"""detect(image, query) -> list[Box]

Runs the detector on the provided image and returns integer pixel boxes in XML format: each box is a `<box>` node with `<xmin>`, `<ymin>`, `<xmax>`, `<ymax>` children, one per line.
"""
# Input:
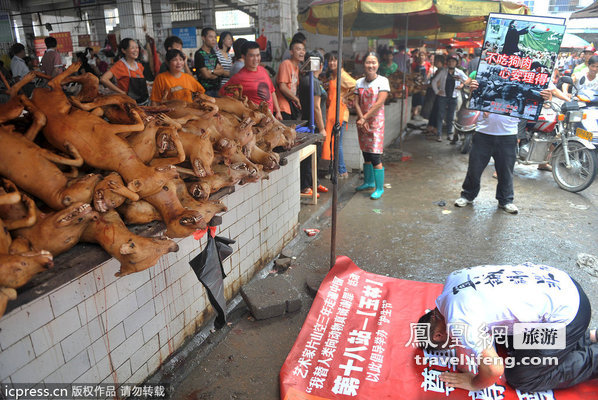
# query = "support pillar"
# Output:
<box><xmin>12</xmin><ymin>10</ymin><xmax>35</xmax><ymax>55</ymax></box>
<box><xmin>199</xmin><ymin>0</ymin><xmax>215</xmax><ymax>29</ymax></box>
<box><xmin>116</xmin><ymin>0</ymin><xmax>152</xmax><ymax>41</ymax></box>
<box><xmin>0</xmin><ymin>0</ymin><xmax>16</xmax><ymax>53</ymax></box>
<box><xmin>151</xmin><ymin>0</ymin><xmax>171</xmax><ymax>52</ymax></box>
<box><xmin>258</xmin><ymin>0</ymin><xmax>297</xmax><ymax>62</ymax></box>
<box><xmin>88</xmin><ymin>4</ymin><xmax>107</xmax><ymax>45</ymax></box>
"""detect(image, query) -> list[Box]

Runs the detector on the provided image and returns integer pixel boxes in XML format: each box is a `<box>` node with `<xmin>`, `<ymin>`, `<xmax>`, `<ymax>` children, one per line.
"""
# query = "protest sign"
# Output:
<box><xmin>469</xmin><ymin>13</ymin><xmax>566</xmax><ymax>120</ymax></box>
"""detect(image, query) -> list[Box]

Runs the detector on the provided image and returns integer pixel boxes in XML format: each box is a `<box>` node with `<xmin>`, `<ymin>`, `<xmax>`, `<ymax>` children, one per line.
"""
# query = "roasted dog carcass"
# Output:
<box><xmin>81</xmin><ymin>210</ymin><xmax>179</xmax><ymax>276</ymax></box>
<box><xmin>185</xmin><ymin>163</ymin><xmax>253</xmax><ymax>200</ymax></box>
<box><xmin>93</xmin><ymin>173</ymin><xmax>140</xmax><ymax>213</ymax></box>
<box><xmin>0</xmin><ymin>125</ymin><xmax>101</xmax><ymax>210</ymax></box>
<box><xmin>30</xmin><ymin>62</ymin><xmax>178</xmax><ymax>198</ymax></box>
<box><xmin>0</xmin><ymin>188</ymin><xmax>52</xmax><ymax>318</ymax></box>
<box><xmin>0</xmin><ymin>70</ymin><xmax>49</xmax><ymax>140</ymax></box>
<box><xmin>11</xmin><ymin>202</ymin><xmax>99</xmax><ymax>256</ymax></box>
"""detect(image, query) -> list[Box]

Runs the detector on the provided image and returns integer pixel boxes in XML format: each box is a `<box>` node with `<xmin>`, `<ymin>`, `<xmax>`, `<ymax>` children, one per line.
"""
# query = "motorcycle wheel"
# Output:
<box><xmin>551</xmin><ymin>142</ymin><xmax>598</xmax><ymax>192</ymax></box>
<box><xmin>460</xmin><ymin>132</ymin><xmax>473</xmax><ymax>154</ymax></box>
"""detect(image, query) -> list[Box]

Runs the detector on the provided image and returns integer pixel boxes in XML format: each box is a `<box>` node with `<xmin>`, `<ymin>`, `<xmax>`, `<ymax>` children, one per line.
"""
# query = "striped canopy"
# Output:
<box><xmin>298</xmin><ymin>0</ymin><xmax>529</xmax><ymax>38</ymax></box>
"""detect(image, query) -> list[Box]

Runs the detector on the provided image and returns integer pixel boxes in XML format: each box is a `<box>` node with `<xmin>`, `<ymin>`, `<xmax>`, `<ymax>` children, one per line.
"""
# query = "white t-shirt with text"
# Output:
<box><xmin>436</xmin><ymin>263</ymin><xmax>579</xmax><ymax>356</ymax></box>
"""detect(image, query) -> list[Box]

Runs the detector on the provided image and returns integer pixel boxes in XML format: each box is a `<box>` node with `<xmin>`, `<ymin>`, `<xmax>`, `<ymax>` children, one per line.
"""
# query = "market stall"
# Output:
<box><xmin>299</xmin><ymin>0</ymin><xmax>529</xmax><ymax>144</ymax></box>
<box><xmin>0</xmin><ymin>66</ymin><xmax>314</xmax><ymax>387</ymax></box>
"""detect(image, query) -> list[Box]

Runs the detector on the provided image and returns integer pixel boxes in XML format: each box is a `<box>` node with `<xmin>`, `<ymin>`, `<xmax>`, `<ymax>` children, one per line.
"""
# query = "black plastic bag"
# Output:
<box><xmin>189</xmin><ymin>235</ymin><xmax>235</xmax><ymax>329</ymax></box>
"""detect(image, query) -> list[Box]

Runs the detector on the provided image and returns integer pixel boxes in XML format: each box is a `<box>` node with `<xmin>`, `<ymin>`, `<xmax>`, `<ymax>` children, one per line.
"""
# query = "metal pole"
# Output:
<box><xmin>399</xmin><ymin>14</ymin><xmax>409</xmax><ymax>146</ymax></box>
<box><xmin>309</xmin><ymin>70</ymin><xmax>315</xmax><ymax>133</ymax></box>
<box><xmin>330</xmin><ymin>0</ymin><xmax>343</xmax><ymax>270</ymax></box>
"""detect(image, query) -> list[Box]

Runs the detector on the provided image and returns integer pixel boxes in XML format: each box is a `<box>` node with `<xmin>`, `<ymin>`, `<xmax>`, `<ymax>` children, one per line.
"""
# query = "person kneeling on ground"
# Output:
<box><xmin>418</xmin><ymin>263</ymin><xmax>598</xmax><ymax>393</ymax></box>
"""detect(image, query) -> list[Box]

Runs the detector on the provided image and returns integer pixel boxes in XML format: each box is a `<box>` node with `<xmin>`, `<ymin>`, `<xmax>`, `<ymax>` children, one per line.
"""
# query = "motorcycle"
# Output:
<box><xmin>575</xmin><ymin>87</ymin><xmax>598</xmax><ymax>150</ymax></box>
<box><xmin>518</xmin><ymin>94</ymin><xmax>597</xmax><ymax>192</ymax></box>
<box><xmin>453</xmin><ymin>92</ymin><xmax>481</xmax><ymax>154</ymax></box>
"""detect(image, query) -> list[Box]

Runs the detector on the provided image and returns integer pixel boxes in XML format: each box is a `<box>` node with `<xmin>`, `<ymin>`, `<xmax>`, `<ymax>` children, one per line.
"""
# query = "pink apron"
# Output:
<box><xmin>357</xmin><ymin>86</ymin><xmax>385</xmax><ymax>154</ymax></box>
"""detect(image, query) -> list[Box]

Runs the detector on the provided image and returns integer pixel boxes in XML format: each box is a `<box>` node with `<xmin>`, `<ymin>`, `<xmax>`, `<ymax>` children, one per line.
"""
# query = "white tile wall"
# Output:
<box><xmin>30</xmin><ymin>307</ymin><xmax>81</xmax><ymax>356</ymax></box>
<box><xmin>0</xmin><ymin>337</ymin><xmax>35</xmax><ymax>381</ymax></box>
<box><xmin>0</xmin><ymin>152</ymin><xmax>300</xmax><ymax>389</ymax></box>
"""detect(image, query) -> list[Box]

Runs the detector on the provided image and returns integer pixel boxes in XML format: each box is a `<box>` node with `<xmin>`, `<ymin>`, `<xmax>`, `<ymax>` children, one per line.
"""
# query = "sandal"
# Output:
<box><xmin>537</xmin><ymin>164</ymin><xmax>552</xmax><ymax>172</ymax></box>
<box><xmin>317</xmin><ymin>184</ymin><xmax>329</xmax><ymax>193</ymax></box>
<box><xmin>301</xmin><ymin>188</ymin><xmax>320</xmax><ymax>198</ymax></box>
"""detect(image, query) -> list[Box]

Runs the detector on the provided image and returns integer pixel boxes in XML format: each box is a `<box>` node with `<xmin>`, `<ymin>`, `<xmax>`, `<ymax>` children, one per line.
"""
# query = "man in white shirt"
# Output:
<box><xmin>418</xmin><ymin>263</ymin><xmax>598</xmax><ymax>393</ymax></box>
<box><xmin>574</xmin><ymin>55</ymin><xmax>598</xmax><ymax>92</ymax></box>
<box><xmin>431</xmin><ymin>53</ymin><xmax>469</xmax><ymax>142</ymax></box>
<box><xmin>454</xmin><ymin>80</ymin><xmax>551</xmax><ymax>214</ymax></box>
<box><xmin>10</xmin><ymin>43</ymin><xmax>29</xmax><ymax>81</ymax></box>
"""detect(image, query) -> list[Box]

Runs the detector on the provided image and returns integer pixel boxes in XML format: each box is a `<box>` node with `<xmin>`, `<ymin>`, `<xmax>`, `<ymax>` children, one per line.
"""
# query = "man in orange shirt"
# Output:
<box><xmin>276</xmin><ymin>39</ymin><xmax>305</xmax><ymax>120</ymax></box>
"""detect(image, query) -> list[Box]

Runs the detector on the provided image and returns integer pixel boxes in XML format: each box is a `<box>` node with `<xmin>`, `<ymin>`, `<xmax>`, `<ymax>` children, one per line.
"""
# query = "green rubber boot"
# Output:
<box><xmin>356</xmin><ymin>163</ymin><xmax>375</xmax><ymax>191</ymax></box>
<box><xmin>370</xmin><ymin>168</ymin><xmax>385</xmax><ymax>200</ymax></box>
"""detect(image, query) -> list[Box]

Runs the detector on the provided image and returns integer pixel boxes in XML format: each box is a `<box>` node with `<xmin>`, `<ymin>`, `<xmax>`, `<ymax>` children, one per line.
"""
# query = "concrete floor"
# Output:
<box><xmin>167</xmin><ymin>130</ymin><xmax>598</xmax><ymax>400</ymax></box>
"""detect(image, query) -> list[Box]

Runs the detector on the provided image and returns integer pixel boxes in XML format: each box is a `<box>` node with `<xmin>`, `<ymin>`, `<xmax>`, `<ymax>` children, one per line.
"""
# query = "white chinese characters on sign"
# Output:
<box><xmin>421</xmin><ymin>367</ymin><xmax>455</xmax><ymax>396</ymax></box>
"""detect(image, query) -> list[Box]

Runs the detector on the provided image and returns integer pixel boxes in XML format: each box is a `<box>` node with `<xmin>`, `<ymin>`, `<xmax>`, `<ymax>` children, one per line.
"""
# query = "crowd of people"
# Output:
<box><xmin>2</xmin><ymin>31</ymin><xmax>596</xmax><ymax>205</ymax></box>
<box><xmin>0</xmin><ymin>30</ymin><xmax>392</xmax><ymax>200</ymax></box>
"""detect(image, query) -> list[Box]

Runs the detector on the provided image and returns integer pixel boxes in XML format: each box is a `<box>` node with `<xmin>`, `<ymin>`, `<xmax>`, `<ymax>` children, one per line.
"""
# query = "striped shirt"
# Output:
<box><xmin>215</xmin><ymin>48</ymin><xmax>233</xmax><ymax>86</ymax></box>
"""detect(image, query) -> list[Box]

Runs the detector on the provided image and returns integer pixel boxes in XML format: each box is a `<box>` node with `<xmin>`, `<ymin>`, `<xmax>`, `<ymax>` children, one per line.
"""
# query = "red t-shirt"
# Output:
<box><xmin>220</xmin><ymin>66</ymin><xmax>275</xmax><ymax>111</ymax></box>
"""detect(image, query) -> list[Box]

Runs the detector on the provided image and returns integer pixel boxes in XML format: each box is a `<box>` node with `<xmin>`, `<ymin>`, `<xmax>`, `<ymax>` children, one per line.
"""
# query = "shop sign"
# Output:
<box><xmin>0</xmin><ymin>12</ymin><xmax>13</xmax><ymax>43</ymax></box>
<box><xmin>172</xmin><ymin>27</ymin><xmax>197</xmax><ymax>48</ymax></box>
<box><xmin>73</xmin><ymin>0</ymin><xmax>97</xmax><ymax>5</ymax></box>
<box><xmin>468</xmin><ymin>13</ymin><xmax>566</xmax><ymax>121</ymax></box>
<box><xmin>78</xmin><ymin>34</ymin><xmax>91</xmax><ymax>48</ymax></box>
<box><xmin>50</xmin><ymin>32</ymin><xmax>74</xmax><ymax>53</ymax></box>
<box><xmin>34</xmin><ymin>37</ymin><xmax>47</xmax><ymax>57</ymax></box>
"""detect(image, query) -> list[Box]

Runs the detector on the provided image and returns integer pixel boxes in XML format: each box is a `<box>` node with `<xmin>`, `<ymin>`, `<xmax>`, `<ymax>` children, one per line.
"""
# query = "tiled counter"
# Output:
<box><xmin>0</xmin><ymin>151</ymin><xmax>301</xmax><ymax>389</ymax></box>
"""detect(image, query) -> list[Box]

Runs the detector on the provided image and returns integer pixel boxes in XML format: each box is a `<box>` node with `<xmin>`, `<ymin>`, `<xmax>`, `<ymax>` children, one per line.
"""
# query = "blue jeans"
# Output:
<box><xmin>338</xmin><ymin>121</ymin><xmax>347</xmax><ymax>174</ymax></box>
<box><xmin>436</xmin><ymin>96</ymin><xmax>457</xmax><ymax>137</ymax></box>
<box><xmin>460</xmin><ymin>133</ymin><xmax>518</xmax><ymax>206</ymax></box>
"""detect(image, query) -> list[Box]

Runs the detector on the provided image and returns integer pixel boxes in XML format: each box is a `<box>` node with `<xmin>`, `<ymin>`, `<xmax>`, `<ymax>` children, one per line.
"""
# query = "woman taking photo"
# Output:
<box><xmin>100</xmin><ymin>38</ymin><xmax>149</xmax><ymax>105</ymax></box>
<box><xmin>323</xmin><ymin>51</ymin><xmax>356</xmax><ymax>180</ymax></box>
<box><xmin>354</xmin><ymin>52</ymin><xmax>390</xmax><ymax>200</ymax></box>
<box><xmin>215</xmin><ymin>31</ymin><xmax>233</xmax><ymax>87</ymax></box>
<box><xmin>151</xmin><ymin>49</ymin><xmax>205</xmax><ymax>104</ymax></box>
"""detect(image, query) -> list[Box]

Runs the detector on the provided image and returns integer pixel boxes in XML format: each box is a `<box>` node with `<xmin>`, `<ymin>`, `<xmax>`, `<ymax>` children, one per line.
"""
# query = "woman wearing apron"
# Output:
<box><xmin>100</xmin><ymin>38</ymin><xmax>149</xmax><ymax>105</ymax></box>
<box><xmin>354</xmin><ymin>53</ymin><xmax>390</xmax><ymax>200</ymax></box>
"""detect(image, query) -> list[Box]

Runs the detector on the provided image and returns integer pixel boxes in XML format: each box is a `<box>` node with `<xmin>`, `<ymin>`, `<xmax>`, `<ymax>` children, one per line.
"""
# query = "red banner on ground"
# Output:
<box><xmin>280</xmin><ymin>256</ymin><xmax>598</xmax><ymax>400</ymax></box>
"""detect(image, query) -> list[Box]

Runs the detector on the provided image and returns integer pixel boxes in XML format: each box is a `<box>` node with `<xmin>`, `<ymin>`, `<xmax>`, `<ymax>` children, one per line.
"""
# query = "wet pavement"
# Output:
<box><xmin>163</xmin><ymin>129</ymin><xmax>598</xmax><ymax>400</ymax></box>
